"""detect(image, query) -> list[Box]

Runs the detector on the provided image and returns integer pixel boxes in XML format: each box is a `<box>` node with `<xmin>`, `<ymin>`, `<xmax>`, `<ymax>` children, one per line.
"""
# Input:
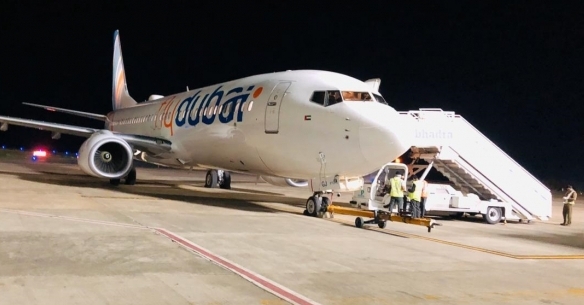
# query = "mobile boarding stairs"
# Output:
<box><xmin>398</xmin><ymin>108</ymin><xmax>552</xmax><ymax>222</ymax></box>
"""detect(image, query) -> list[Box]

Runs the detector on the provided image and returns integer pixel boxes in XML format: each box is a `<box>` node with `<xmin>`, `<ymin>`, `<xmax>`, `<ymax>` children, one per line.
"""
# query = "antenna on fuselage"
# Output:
<box><xmin>186</xmin><ymin>86</ymin><xmax>189</xmax><ymax>91</ymax></box>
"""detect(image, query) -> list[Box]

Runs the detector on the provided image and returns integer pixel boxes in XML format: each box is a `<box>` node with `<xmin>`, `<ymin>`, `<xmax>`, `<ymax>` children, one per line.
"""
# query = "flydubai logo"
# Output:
<box><xmin>154</xmin><ymin>84</ymin><xmax>263</xmax><ymax>136</ymax></box>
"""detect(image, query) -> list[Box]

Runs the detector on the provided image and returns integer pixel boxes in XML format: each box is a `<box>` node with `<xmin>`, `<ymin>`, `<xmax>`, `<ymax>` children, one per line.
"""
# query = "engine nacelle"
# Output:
<box><xmin>260</xmin><ymin>176</ymin><xmax>309</xmax><ymax>188</ymax></box>
<box><xmin>78</xmin><ymin>131</ymin><xmax>134</xmax><ymax>179</ymax></box>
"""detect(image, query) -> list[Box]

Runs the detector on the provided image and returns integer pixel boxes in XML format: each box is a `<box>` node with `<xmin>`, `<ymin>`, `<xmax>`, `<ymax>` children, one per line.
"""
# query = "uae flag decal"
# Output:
<box><xmin>304</xmin><ymin>115</ymin><xmax>312</xmax><ymax>121</ymax></box>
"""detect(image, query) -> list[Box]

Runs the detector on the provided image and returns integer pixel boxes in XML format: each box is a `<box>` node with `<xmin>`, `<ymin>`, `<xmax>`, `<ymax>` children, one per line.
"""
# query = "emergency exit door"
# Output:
<box><xmin>264</xmin><ymin>81</ymin><xmax>291</xmax><ymax>134</ymax></box>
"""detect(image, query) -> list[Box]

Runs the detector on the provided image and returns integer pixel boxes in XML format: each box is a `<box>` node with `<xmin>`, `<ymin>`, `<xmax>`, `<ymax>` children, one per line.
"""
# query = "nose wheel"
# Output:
<box><xmin>204</xmin><ymin>169</ymin><xmax>231</xmax><ymax>189</ymax></box>
<box><xmin>304</xmin><ymin>192</ymin><xmax>330</xmax><ymax>218</ymax></box>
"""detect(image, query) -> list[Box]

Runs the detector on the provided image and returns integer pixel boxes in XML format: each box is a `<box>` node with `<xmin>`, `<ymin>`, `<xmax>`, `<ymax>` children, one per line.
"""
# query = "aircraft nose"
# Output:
<box><xmin>358</xmin><ymin>113</ymin><xmax>411</xmax><ymax>167</ymax></box>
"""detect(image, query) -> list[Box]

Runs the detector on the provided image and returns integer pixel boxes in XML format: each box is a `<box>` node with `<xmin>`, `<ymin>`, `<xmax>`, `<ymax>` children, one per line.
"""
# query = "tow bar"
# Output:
<box><xmin>326</xmin><ymin>205</ymin><xmax>441</xmax><ymax>232</ymax></box>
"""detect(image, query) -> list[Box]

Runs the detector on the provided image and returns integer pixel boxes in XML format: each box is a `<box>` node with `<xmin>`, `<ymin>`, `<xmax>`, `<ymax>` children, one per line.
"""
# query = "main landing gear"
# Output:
<box><xmin>109</xmin><ymin>167</ymin><xmax>137</xmax><ymax>186</ymax></box>
<box><xmin>304</xmin><ymin>192</ymin><xmax>331</xmax><ymax>218</ymax></box>
<box><xmin>204</xmin><ymin>169</ymin><xmax>231</xmax><ymax>189</ymax></box>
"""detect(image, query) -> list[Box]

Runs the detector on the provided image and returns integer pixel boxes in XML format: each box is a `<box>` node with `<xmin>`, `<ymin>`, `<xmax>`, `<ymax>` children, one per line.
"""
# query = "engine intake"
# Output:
<box><xmin>260</xmin><ymin>176</ymin><xmax>309</xmax><ymax>188</ymax></box>
<box><xmin>78</xmin><ymin>131</ymin><xmax>134</xmax><ymax>179</ymax></box>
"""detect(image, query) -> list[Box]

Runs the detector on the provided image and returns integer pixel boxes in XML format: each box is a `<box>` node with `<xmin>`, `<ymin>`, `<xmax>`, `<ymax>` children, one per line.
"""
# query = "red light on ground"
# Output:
<box><xmin>33</xmin><ymin>150</ymin><xmax>47</xmax><ymax>157</ymax></box>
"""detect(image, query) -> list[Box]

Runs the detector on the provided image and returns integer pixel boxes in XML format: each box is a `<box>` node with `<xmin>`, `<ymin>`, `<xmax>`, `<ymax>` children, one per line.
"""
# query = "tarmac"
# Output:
<box><xmin>1</xmin><ymin>151</ymin><xmax>584</xmax><ymax>305</ymax></box>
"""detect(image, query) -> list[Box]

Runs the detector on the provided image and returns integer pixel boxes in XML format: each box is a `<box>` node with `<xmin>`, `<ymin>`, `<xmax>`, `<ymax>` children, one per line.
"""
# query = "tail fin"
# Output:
<box><xmin>112</xmin><ymin>30</ymin><xmax>138</xmax><ymax>110</ymax></box>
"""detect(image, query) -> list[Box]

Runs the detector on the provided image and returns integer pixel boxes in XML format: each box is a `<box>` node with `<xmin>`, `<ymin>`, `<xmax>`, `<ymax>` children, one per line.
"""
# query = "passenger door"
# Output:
<box><xmin>264</xmin><ymin>82</ymin><xmax>291</xmax><ymax>134</ymax></box>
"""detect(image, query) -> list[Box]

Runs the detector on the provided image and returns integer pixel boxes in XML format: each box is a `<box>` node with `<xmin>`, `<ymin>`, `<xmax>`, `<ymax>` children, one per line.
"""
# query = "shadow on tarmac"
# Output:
<box><xmin>0</xmin><ymin>164</ymin><xmax>309</xmax><ymax>216</ymax></box>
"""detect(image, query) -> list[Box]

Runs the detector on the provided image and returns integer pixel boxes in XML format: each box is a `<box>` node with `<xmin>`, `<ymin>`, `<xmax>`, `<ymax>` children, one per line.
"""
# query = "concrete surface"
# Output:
<box><xmin>0</xmin><ymin>155</ymin><xmax>584</xmax><ymax>304</ymax></box>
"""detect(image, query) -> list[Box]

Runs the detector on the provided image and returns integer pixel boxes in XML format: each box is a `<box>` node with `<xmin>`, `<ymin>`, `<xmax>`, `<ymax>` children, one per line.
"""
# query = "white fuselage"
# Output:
<box><xmin>105</xmin><ymin>70</ymin><xmax>410</xmax><ymax>180</ymax></box>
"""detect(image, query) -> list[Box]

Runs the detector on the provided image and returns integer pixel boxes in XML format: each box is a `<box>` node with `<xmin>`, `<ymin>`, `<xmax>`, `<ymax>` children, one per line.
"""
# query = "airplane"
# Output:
<box><xmin>0</xmin><ymin>30</ymin><xmax>411</xmax><ymax>218</ymax></box>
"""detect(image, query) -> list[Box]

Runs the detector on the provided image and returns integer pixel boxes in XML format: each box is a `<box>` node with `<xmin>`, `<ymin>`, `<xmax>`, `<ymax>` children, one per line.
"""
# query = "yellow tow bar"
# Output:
<box><xmin>326</xmin><ymin>204</ymin><xmax>441</xmax><ymax>232</ymax></box>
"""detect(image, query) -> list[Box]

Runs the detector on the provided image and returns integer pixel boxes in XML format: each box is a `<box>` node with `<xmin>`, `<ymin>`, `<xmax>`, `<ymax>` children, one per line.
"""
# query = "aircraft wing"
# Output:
<box><xmin>22</xmin><ymin>102</ymin><xmax>108</xmax><ymax>121</ymax></box>
<box><xmin>0</xmin><ymin>115</ymin><xmax>96</xmax><ymax>137</ymax></box>
<box><xmin>0</xmin><ymin>115</ymin><xmax>172</xmax><ymax>155</ymax></box>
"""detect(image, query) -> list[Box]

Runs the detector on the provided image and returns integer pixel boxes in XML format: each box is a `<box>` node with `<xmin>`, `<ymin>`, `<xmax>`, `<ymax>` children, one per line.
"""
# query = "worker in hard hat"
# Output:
<box><xmin>383</xmin><ymin>171</ymin><xmax>406</xmax><ymax>215</ymax></box>
<box><xmin>420</xmin><ymin>178</ymin><xmax>428</xmax><ymax>218</ymax></box>
<box><xmin>408</xmin><ymin>175</ymin><xmax>423</xmax><ymax>218</ymax></box>
<box><xmin>561</xmin><ymin>185</ymin><xmax>577</xmax><ymax>226</ymax></box>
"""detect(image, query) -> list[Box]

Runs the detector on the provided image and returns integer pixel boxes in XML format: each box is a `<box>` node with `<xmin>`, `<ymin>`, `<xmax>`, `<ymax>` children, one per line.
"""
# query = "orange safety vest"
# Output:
<box><xmin>421</xmin><ymin>180</ymin><xmax>428</xmax><ymax>198</ymax></box>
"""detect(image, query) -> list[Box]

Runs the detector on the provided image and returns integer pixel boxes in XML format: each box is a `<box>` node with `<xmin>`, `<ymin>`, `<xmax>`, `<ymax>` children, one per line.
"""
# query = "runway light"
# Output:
<box><xmin>19</xmin><ymin>147</ymin><xmax>24</xmax><ymax>151</ymax></box>
<box><xmin>52</xmin><ymin>150</ymin><xmax>56</xmax><ymax>154</ymax></box>
<box><xmin>33</xmin><ymin>150</ymin><xmax>47</xmax><ymax>157</ymax></box>
<box><xmin>65</xmin><ymin>151</ymin><xmax>69</xmax><ymax>155</ymax></box>
<box><xmin>1</xmin><ymin>145</ymin><xmax>5</xmax><ymax>149</ymax></box>
<box><xmin>31</xmin><ymin>156</ymin><xmax>37</xmax><ymax>162</ymax></box>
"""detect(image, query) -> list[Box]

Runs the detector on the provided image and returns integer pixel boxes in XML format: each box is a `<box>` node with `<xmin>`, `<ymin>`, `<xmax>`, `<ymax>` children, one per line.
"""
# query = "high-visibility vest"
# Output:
<box><xmin>389</xmin><ymin>177</ymin><xmax>403</xmax><ymax>197</ymax></box>
<box><xmin>408</xmin><ymin>180</ymin><xmax>423</xmax><ymax>201</ymax></box>
<box><xmin>421</xmin><ymin>180</ymin><xmax>428</xmax><ymax>198</ymax></box>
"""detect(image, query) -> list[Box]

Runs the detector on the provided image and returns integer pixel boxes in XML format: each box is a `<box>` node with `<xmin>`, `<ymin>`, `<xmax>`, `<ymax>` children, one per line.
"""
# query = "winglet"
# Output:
<box><xmin>112</xmin><ymin>30</ymin><xmax>137</xmax><ymax>110</ymax></box>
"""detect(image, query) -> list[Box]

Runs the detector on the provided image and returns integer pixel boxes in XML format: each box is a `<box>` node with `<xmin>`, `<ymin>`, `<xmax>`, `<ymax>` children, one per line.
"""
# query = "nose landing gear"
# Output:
<box><xmin>304</xmin><ymin>192</ymin><xmax>331</xmax><ymax>218</ymax></box>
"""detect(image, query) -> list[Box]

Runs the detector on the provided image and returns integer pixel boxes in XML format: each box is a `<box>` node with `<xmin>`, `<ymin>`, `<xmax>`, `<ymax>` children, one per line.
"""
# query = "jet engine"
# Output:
<box><xmin>78</xmin><ymin>131</ymin><xmax>134</xmax><ymax>179</ymax></box>
<box><xmin>260</xmin><ymin>176</ymin><xmax>309</xmax><ymax>188</ymax></box>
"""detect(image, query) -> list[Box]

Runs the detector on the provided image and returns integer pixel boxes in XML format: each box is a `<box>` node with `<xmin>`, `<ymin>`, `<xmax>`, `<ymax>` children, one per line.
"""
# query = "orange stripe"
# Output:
<box><xmin>115</xmin><ymin>69</ymin><xmax>125</xmax><ymax>104</ymax></box>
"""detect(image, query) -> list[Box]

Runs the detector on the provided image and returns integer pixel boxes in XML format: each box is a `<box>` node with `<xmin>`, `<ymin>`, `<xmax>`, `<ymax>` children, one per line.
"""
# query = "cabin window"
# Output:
<box><xmin>223</xmin><ymin>103</ymin><xmax>233</xmax><ymax>114</ymax></box>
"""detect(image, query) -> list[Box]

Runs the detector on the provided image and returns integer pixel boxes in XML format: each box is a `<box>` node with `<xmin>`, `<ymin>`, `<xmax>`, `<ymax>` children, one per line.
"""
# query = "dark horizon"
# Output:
<box><xmin>1</xmin><ymin>2</ymin><xmax>583</xmax><ymax>185</ymax></box>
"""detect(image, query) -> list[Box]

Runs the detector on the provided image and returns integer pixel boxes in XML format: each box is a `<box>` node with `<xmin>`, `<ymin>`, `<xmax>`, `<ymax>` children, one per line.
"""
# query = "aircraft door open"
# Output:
<box><xmin>264</xmin><ymin>81</ymin><xmax>291</xmax><ymax>134</ymax></box>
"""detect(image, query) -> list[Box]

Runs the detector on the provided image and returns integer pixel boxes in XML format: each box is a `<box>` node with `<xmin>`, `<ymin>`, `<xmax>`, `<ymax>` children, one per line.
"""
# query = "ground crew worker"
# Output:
<box><xmin>561</xmin><ymin>185</ymin><xmax>577</xmax><ymax>226</ymax></box>
<box><xmin>383</xmin><ymin>172</ymin><xmax>406</xmax><ymax>215</ymax></box>
<box><xmin>420</xmin><ymin>179</ymin><xmax>428</xmax><ymax>218</ymax></box>
<box><xmin>408</xmin><ymin>175</ymin><xmax>423</xmax><ymax>218</ymax></box>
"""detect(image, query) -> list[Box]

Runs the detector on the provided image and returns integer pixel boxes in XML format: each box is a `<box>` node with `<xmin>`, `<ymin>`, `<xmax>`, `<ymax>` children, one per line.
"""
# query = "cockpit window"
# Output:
<box><xmin>310</xmin><ymin>90</ymin><xmax>386</xmax><ymax>106</ymax></box>
<box><xmin>327</xmin><ymin>91</ymin><xmax>343</xmax><ymax>106</ymax></box>
<box><xmin>341</xmin><ymin>91</ymin><xmax>373</xmax><ymax>102</ymax></box>
<box><xmin>310</xmin><ymin>91</ymin><xmax>326</xmax><ymax>105</ymax></box>
<box><xmin>373</xmin><ymin>93</ymin><xmax>388</xmax><ymax>105</ymax></box>
<box><xmin>310</xmin><ymin>90</ymin><xmax>342</xmax><ymax>106</ymax></box>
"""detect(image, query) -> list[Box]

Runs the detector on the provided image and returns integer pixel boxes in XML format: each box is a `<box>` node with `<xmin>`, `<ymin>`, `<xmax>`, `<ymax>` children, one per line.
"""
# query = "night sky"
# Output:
<box><xmin>1</xmin><ymin>2</ymin><xmax>583</xmax><ymax>184</ymax></box>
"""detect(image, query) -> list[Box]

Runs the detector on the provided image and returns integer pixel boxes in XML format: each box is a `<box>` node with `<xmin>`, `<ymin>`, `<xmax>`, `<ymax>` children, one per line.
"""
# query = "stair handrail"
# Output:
<box><xmin>456</xmin><ymin>116</ymin><xmax>549</xmax><ymax>191</ymax></box>
<box><xmin>399</xmin><ymin>109</ymin><xmax>549</xmax><ymax>191</ymax></box>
